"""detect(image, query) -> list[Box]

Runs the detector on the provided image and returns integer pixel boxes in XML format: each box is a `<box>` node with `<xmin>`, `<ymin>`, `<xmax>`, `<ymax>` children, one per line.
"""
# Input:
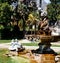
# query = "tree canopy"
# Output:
<box><xmin>47</xmin><ymin>0</ymin><xmax>60</xmax><ymax>21</ymax></box>
<box><xmin>50</xmin><ymin>0</ymin><xmax>60</xmax><ymax>3</ymax></box>
<box><xmin>0</xmin><ymin>2</ymin><xmax>11</xmax><ymax>24</ymax></box>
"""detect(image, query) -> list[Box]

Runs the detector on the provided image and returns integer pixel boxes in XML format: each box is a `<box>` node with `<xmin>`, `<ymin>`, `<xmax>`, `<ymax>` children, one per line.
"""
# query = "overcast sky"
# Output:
<box><xmin>44</xmin><ymin>0</ymin><xmax>50</xmax><ymax>3</ymax></box>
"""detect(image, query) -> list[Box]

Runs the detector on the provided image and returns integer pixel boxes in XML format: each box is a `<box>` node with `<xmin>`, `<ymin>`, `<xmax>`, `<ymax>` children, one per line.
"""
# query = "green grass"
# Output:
<box><xmin>0</xmin><ymin>40</ymin><xmax>60</xmax><ymax>47</ymax></box>
<box><xmin>11</xmin><ymin>56</ymin><xmax>30</xmax><ymax>63</ymax></box>
<box><xmin>0</xmin><ymin>49</ymin><xmax>13</xmax><ymax>63</ymax></box>
<box><xmin>22</xmin><ymin>42</ymin><xmax>38</xmax><ymax>46</ymax></box>
<box><xmin>51</xmin><ymin>45</ymin><xmax>60</xmax><ymax>47</ymax></box>
<box><xmin>0</xmin><ymin>40</ymin><xmax>11</xmax><ymax>43</ymax></box>
<box><xmin>22</xmin><ymin>43</ymin><xmax>60</xmax><ymax>47</ymax></box>
<box><xmin>0</xmin><ymin>49</ymin><xmax>30</xmax><ymax>63</ymax></box>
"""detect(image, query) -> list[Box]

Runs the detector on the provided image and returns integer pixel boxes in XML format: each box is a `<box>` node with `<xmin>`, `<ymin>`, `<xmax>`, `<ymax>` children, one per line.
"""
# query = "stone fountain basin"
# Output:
<box><xmin>25</xmin><ymin>34</ymin><xmax>60</xmax><ymax>42</ymax></box>
<box><xmin>51</xmin><ymin>35</ymin><xmax>60</xmax><ymax>42</ymax></box>
<box><xmin>39</xmin><ymin>35</ymin><xmax>52</xmax><ymax>43</ymax></box>
<box><xmin>38</xmin><ymin>35</ymin><xmax>60</xmax><ymax>43</ymax></box>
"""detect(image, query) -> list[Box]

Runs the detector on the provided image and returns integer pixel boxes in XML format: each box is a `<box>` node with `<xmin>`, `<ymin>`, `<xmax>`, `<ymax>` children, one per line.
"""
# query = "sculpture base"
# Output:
<box><xmin>31</xmin><ymin>43</ymin><xmax>57</xmax><ymax>55</ymax></box>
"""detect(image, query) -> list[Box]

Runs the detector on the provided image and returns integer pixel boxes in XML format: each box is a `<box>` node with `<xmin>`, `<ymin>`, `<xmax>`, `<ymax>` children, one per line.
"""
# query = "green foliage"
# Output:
<box><xmin>50</xmin><ymin>0</ymin><xmax>60</xmax><ymax>3</ymax></box>
<box><xmin>57</xmin><ymin>15</ymin><xmax>60</xmax><ymax>20</ymax></box>
<box><xmin>47</xmin><ymin>1</ymin><xmax>60</xmax><ymax>21</ymax></box>
<box><xmin>57</xmin><ymin>4</ymin><xmax>60</xmax><ymax>20</ymax></box>
<box><xmin>0</xmin><ymin>2</ymin><xmax>11</xmax><ymax>24</ymax></box>
<box><xmin>0</xmin><ymin>0</ymin><xmax>10</xmax><ymax>3</ymax></box>
<box><xmin>0</xmin><ymin>25</ymin><xmax>4</xmax><ymax>29</ymax></box>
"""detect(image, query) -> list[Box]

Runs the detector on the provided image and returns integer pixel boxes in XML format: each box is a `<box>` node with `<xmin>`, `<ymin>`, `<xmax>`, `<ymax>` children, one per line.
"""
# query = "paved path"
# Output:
<box><xmin>0</xmin><ymin>39</ymin><xmax>60</xmax><ymax>53</ymax></box>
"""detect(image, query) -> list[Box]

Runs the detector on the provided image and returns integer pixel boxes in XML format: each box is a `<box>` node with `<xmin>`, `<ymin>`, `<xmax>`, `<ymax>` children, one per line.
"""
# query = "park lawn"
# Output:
<box><xmin>22</xmin><ymin>42</ymin><xmax>38</xmax><ymax>46</ymax></box>
<box><xmin>0</xmin><ymin>49</ymin><xmax>30</xmax><ymax>63</ymax></box>
<box><xmin>0</xmin><ymin>40</ymin><xmax>60</xmax><ymax>47</ymax></box>
<box><xmin>0</xmin><ymin>40</ymin><xmax>11</xmax><ymax>43</ymax></box>
<box><xmin>51</xmin><ymin>45</ymin><xmax>60</xmax><ymax>47</ymax></box>
<box><xmin>0</xmin><ymin>49</ymin><xmax>13</xmax><ymax>63</ymax></box>
<box><xmin>22</xmin><ymin>43</ymin><xmax>60</xmax><ymax>47</ymax></box>
<box><xmin>11</xmin><ymin>56</ymin><xmax>30</xmax><ymax>63</ymax></box>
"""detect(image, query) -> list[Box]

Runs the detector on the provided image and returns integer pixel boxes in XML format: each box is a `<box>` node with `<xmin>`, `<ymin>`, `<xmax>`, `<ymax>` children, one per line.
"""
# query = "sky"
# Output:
<box><xmin>44</xmin><ymin>0</ymin><xmax>51</xmax><ymax>3</ymax></box>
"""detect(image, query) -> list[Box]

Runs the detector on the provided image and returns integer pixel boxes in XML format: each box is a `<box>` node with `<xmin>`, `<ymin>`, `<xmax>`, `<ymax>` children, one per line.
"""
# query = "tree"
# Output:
<box><xmin>0</xmin><ymin>2</ymin><xmax>12</xmax><ymax>29</ymax></box>
<box><xmin>47</xmin><ymin>0</ymin><xmax>60</xmax><ymax>25</ymax></box>
<box><xmin>50</xmin><ymin>0</ymin><xmax>60</xmax><ymax>3</ymax></box>
<box><xmin>17</xmin><ymin>2</ymin><xmax>29</xmax><ymax>31</ymax></box>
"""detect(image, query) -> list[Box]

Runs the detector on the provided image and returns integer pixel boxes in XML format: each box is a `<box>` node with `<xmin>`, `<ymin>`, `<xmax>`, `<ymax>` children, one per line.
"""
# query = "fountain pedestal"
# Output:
<box><xmin>31</xmin><ymin>35</ymin><xmax>57</xmax><ymax>63</ymax></box>
<box><xmin>32</xmin><ymin>35</ymin><xmax>57</xmax><ymax>54</ymax></box>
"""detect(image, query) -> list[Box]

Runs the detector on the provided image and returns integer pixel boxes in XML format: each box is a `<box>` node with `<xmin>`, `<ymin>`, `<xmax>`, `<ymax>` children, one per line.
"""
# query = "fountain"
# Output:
<box><xmin>25</xmin><ymin>18</ymin><xmax>60</xmax><ymax>63</ymax></box>
<box><xmin>8</xmin><ymin>29</ymin><xmax>60</xmax><ymax>63</ymax></box>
